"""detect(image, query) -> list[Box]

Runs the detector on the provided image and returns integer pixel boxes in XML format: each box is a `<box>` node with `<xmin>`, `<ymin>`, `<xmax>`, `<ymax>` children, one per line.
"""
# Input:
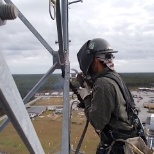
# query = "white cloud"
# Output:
<box><xmin>1</xmin><ymin>0</ymin><xmax>154</xmax><ymax>73</ymax></box>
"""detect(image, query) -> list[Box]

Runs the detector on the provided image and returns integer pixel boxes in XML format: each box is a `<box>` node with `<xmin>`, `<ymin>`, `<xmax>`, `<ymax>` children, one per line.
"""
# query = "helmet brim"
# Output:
<box><xmin>111</xmin><ymin>50</ymin><xmax>118</xmax><ymax>53</ymax></box>
<box><xmin>97</xmin><ymin>49</ymin><xmax>118</xmax><ymax>54</ymax></box>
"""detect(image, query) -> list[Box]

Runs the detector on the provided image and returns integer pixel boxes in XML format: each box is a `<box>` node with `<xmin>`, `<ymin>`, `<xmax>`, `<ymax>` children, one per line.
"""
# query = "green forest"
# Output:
<box><xmin>120</xmin><ymin>73</ymin><xmax>154</xmax><ymax>88</ymax></box>
<box><xmin>12</xmin><ymin>73</ymin><xmax>154</xmax><ymax>98</ymax></box>
<box><xmin>0</xmin><ymin>73</ymin><xmax>154</xmax><ymax>116</ymax></box>
<box><xmin>12</xmin><ymin>74</ymin><xmax>64</xmax><ymax>98</ymax></box>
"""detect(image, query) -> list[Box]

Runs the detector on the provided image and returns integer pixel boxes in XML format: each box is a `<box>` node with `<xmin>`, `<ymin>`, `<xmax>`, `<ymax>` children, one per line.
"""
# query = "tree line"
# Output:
<box><xmin>0</xmin><ymin>73</ymin><xmax>154</xmax><ymax>116</ymax></box>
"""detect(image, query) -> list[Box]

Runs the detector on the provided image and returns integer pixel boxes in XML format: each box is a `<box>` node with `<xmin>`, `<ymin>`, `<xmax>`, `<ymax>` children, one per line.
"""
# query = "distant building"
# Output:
<box><xmin>52</xmin><ymin>92</ymin><xmax>59</xmax><ymax>96</ymax></box>
<box><xmin>55</xmin><ymin>108</ymin><xmax>63</xmax><ymax>114</ymax></box>
<box><xmin>35</xmin><ymin>93</ymin><xmax>40</xmax><ymax>96</ymax></box>
<box><xmin>27</xmin><ymin>106</ymin><xmax>46</xmax><ymax>118</ymax></box>
<box><xmin>47</xmin><ymin>106</ymin><xmax>56</xmax><ymax>111</ymax></box>
<box><xmin>45</xmin><ymin>92</ymin><xmax>50</xmax><ymax>96</ymax></box>
<box><xmin>29</xmin><ymin>113</ymin><xmax>37</xmax><ymax>118</ymax></box>
<box><xmin>59</xmin><ymin>92</ymin><xmax>63</xmax><ymax>96</ymax></box>
<box><xmin>138</xmin><ymin>87</ymin><xmax>154</xmax><ymax>92</ymax></box>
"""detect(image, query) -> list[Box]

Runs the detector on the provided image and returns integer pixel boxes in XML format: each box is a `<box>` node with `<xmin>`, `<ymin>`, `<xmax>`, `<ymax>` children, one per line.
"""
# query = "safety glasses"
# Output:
<box><xmin>105</xmin><ymin>53</ymin><xmax>115</xmax><ymax>59</ymax></box>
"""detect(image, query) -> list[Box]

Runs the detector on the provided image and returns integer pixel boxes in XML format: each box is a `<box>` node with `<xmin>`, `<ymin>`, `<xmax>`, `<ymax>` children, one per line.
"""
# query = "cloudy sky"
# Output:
<box><xmin>1</xmin><ymin>0</ymin><xmax>154</xmax><ymax>74</ymax></box>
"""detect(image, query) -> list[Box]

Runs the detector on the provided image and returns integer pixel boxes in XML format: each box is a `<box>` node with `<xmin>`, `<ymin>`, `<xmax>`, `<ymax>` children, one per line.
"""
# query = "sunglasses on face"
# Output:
<box><xmin>105</xmin><ymin>53</ymin><xmax>115</xmax><ymax>59</ymax></box>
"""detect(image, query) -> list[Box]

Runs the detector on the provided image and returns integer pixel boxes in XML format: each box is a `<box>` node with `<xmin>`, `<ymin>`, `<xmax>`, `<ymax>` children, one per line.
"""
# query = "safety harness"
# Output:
<box><xmin>97</xmin><ymin>70</ymin><xmax>147</xmax><ymax>147</ymax></box>
<box><xmin>75</xmin><ymin>69</ymin><xmax>147</xmax><ymax>153</ymax></box>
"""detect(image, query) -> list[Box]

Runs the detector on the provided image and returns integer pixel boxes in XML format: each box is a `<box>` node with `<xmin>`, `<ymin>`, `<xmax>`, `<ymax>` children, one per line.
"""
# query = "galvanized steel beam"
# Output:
<box><xmin>56</xmin><ymin>0</ymin><xmax>65</xmax><ymax>65</ymax></box>
<box><xmin>0</xmin><ymin>51</ymin><xmax>45</xmax><ymax>154</ymax></box>
<box><xmin>61</xmin><ymin>60</ymin><xmax>70</xmax><ymax>154</ymax></box>
<box><xmin>23</xmin><ymin>62</ymin><xmax>58</xmax><ymax>104</ymax></box>
<box><xmin>0</xmin><ymin>62</ymin><xmax>58</xmax><ymax>132</ymax></box>
<box><xmin>1</xmin><ymin>1</ymin><xmax>73</xmax><ymax>154</ymax></box>
<box><xmin>60</xmin><ymin>0</ymin><xmax>70</xmax><ymax>154</ymax></box>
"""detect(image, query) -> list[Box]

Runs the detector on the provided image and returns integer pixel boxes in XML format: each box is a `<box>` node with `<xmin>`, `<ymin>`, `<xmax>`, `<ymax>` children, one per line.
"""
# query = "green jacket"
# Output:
<box><xmin>84</xmin><ymin>70</ymin><xmax>134</xmax><ymax>131</ymax></box>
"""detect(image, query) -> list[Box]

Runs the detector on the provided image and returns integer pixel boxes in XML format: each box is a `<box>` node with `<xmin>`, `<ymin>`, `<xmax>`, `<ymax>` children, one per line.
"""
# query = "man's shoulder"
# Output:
<box><xmin>95</xmin><ymin>75</ymin><xmax>119</xmax><ymax>89</ymax></box>
<box><xmin>95</xmin><ymin>76</ymin><xmax>115</xmax><ymax>85</ymax></box>
<box><xmin>94</xmin><ymin>70</ymin><xmax>122</xmax><ymax>86</ymax></box>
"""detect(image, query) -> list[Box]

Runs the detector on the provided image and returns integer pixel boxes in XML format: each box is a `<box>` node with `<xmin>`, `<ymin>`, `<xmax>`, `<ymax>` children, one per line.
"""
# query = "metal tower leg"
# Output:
<box><xmin>0</xmin><ymin>51</ymin><xmax>45</xmax><ymax>154</ymax></box>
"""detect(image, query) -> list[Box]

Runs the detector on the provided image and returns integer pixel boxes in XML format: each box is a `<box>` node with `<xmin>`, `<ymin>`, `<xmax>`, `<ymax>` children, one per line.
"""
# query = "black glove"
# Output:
<box><xmin>77</xmin><ymin>101</ymin><xmax>85</xmax><ymax>108</ymax></box>
<box><xmin>77</xmin><ymin>96</ymin><xmax>91</xmax><ymax>109</ymax></box>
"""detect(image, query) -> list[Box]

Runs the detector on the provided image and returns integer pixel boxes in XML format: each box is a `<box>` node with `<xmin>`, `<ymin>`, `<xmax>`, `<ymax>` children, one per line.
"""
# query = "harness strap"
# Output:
<box><xmin>104</xmin><ymin>72</ymin><xmax>135</xmax><ymax>112</ymax></box>
<box><xmin>93</xmin><ymin>70</ymin><xmax>146</xmax><ymax>146</ymax></box>
<box><xmin>102</xmin><ymin>71</ymin><xmax>147</xmax><ymax>144</ymax></box>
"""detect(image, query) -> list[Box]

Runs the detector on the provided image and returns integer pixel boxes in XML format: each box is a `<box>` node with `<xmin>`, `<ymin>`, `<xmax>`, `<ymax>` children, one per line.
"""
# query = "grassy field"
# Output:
<box><xmin>0</xmin><ymin>98</ymin><xmax>99</xmax><ymax>154</ymax></box>
<box><xmin>1</xmin><ymin>73</ymin><xmax>153</xmax><ymax>153</ymax></box>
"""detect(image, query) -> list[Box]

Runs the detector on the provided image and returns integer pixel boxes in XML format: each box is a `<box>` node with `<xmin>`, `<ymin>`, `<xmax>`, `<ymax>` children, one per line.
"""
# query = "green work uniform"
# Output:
<box><xmin>84</xmin><ymin>70</ymin><xmax>134</xmax><ymax>132</ymax></box>
<box><xmin>84</xmin><ymin>70</ymin><xmax>138</xmax><ymax>153</ymax></box>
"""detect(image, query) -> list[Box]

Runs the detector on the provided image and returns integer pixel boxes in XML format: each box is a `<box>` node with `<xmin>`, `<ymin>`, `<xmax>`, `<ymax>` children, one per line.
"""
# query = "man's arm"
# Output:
<box><xmin>84</xmin><ymin>78</ymin><xmax>116</xmax><ymax>130</ymax></box>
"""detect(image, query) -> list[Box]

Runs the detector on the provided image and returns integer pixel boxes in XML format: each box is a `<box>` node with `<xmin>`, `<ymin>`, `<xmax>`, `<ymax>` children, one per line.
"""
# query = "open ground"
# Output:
<box><xmin>0</xmin><ymin>97</ymin><xmax>99</xmax><ymax>154</ymax></box>
<box><xmin>1</xmin><ymin>90</ymin><xmax>154</xmax><ymax>154</ymax></box>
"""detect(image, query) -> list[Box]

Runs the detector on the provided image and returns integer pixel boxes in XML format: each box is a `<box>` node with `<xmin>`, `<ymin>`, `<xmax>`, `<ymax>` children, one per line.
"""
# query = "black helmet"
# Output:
<box><xmin>77</xmin><ymin>38</ymin><xmax>118</xmax><ymax>75</ymax></box>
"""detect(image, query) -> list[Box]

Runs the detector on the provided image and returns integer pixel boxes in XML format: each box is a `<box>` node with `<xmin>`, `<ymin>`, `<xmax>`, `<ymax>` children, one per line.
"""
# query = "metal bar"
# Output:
<box><xmin>0</xmin><ymin>62</ymin><xmax>58</xmax><ymax>132</ymax></box>
<box><xmin>0</xmin><ymin>51</ymin><xmax>45</xmax><ymax>154</ymax></box>
<box><xmin>23</xmin><ymin>62</ymin><xmax>58</xmax><ymax>104</ymax></box>
<box><xmin>61</xmin><ymin>0</ymin><xmax>70</xmax><ymax>153</ymax></box>
<box><xmin>62</xmin><ymin>0</ymin><xmax>69</xmax><ymax>51</ymax></box>
<box><xmin>69</xmin><ymin>0</ymin><xmax>82</xmax><ymax>5</ymax></box>
<box><xmin>56</xmin><ymin>0</ymin><xmax>65</xmax><ymax>65</ymax></box>
<box><xmin>61</xmin><ymin>57</ymin><xmax>70</xmax><ymax>154</ymax></box>
<box><xmin>4</xmin><ymin>0</ymin><xmax>55</xmax><ymax>56</ymax></box>
<box><xmin>1</xmin><ymin>0</ymin><xmax>59</xmax><ymax>131</ymax></box>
